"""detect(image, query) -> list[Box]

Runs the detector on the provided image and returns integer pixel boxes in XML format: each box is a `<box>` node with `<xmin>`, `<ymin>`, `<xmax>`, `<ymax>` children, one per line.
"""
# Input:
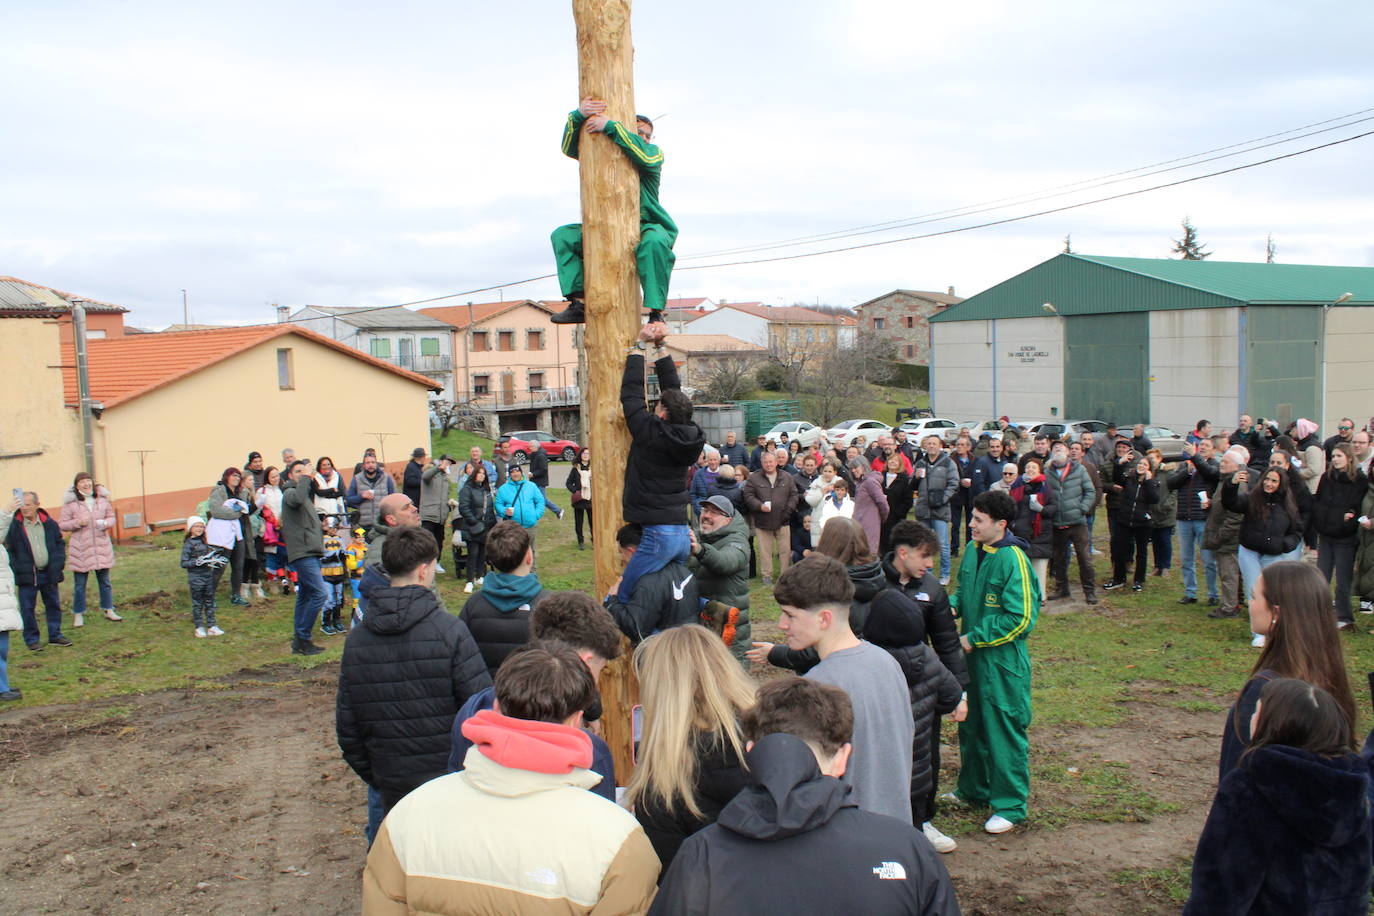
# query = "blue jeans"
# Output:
<box><xmin>365</xmin><ymin>784</ymin><xmax>385</xmax><ymax>848</ymax></box>
<box><xmin>0</xmin><ymin>631</ymin><xmax>10</xmax><ymax>693</ymax></box>
<box><xmin>1238</xmin><ymin>544</ymin><xmax>1303</xmax><ymax>607</ymax></box>
<box><xmin>292</xmin><ymin>556</ymin><xmax>327</xmax><ymax>641</ymax></box>
<box><xmin>929</xmin><ymin>518</ymin><xmax>952</xmax><ymax>579</ymax></box>
<box><xmin>72</xmin><ymin>568</ymin><xmax>114</xmax><ymax>615</ymax></box>
<box><xmin>616</xmin><ymin>524</ymin><xmax>691</xmax><ymax>604</ymax></box>
<box><xmin>1177</xmin><ymin>520</ymin><xmax>1217</xmax><ymax>600</ymax></box>
<box><xmin>18</xmin><ymin>583</ymin><xmax>63</xmax><ymax>647</ymax></box>
<box><xmin>538</xmin><ymin>485</ymin><xmax>562</xmax><ymax>516</ymax></box>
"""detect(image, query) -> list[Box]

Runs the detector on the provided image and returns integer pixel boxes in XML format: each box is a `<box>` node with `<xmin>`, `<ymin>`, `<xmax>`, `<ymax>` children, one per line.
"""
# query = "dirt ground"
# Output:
<box><xmin>0</xmin><ymin>666</ymin><xmax>1213</xmax><ymax>915</ymax></box>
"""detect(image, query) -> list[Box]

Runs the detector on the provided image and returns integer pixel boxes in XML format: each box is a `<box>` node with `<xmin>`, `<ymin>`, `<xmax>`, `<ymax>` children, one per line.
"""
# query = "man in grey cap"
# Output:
<box><xmin>690</xmin><ymin>494</ymin><xmax>751</xmax><ymax>667</ymax></box>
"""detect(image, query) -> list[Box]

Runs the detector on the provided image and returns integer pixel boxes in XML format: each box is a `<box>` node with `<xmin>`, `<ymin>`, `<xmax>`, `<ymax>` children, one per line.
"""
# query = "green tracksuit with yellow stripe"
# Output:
<box><xmin>949</xmin><ymin>530</ymin><xmax>1039</xmax><ymax>821</ymax></box>
<box><xmin>552</xmin><ymin>110</ymin><xmax>678</xmax><ymax>311</ymax></box>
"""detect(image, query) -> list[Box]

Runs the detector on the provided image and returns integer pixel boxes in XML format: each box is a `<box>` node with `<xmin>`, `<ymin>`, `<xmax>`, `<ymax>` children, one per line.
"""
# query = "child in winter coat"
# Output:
<box><xmin>320</xmin><ymin>518</ymin><xmax>347</xmax><ymax>635</ymax></box>
<box><xmin>260</xmin><ymin>505</ymin><xmax>294</xmax><ymax>595</ymax></box>
<box><xmin>181</xmin><ymin>517</ymin><xmax>227</xmax><ymax>638</ymax></box>
<box><xmin>344</xmin><ymin>527</ymin><xmax>367</xmax><ymax>626</ymax></box>
<box><xmin>1185</xmin><ymin>677</ymin><xmax>1371</xmax><ymax>915</ymax></box>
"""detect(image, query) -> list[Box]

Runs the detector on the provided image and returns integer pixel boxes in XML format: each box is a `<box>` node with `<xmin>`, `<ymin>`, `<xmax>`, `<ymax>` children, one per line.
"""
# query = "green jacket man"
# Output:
<box><xmin>551</xmin><ymin>97</ymin><xmax>678</xmax><ymax>325</ymax></box>
<box><xmin>689</xmin><ymin>495</ymin><xmax>752</xmax><ymax>666</ymax></box>
<box><xmin>948</xmin><ymin>489</ymin><xmax>1039</xmax><ymax>833</ymax></box>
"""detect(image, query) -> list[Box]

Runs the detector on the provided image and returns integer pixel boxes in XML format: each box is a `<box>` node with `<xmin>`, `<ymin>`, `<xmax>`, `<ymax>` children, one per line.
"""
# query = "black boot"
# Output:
<box><xmin>551</xmin><ymin>296</ymin><xmax>586</xmax><ymax>325</ymax></box>
<box><xmin>647</xmin><ymin>309</ymin><xmax>665</xmax><ymax>325</ymax></box>
<box><xmin>292</xmin><ymin>637</ymin><xmax>324</xmax><ymax>656</ymax></box>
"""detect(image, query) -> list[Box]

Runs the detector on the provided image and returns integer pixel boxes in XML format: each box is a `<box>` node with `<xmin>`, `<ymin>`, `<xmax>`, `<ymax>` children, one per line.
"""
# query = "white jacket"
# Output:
<box><xmin>0</xmin><ymin>542</ymin><xmax>20</xmax><ymax>632</ymax></box>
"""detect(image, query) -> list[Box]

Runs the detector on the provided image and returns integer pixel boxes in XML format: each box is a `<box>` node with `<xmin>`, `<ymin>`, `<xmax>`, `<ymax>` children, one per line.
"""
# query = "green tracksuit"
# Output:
<box><xmin>949</xmin><ymin>531</ymin><xmax>1039</xmax><ymax>821</ymax></box>
<box><xmin>552</xmin><ymin>110</ymin><xmax>678</xmax><ymax>312</ymax></box>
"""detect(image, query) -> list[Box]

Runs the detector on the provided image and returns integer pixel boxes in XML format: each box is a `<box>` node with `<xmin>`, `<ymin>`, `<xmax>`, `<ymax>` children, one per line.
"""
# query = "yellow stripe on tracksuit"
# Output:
<box><xmin>610</xmin><ymin>122</ymin><xmax>663</xmax><ymax>166</ymax></box>
<box><xmin>973</xmin><ymin>545</ymin><xmax>1036</xmax><ymax>648</ymax></box>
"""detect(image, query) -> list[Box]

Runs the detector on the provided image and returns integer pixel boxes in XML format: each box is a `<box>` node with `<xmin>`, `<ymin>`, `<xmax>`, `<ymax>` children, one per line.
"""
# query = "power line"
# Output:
<box><xmin>376</xmin><ymin>120</ymin><xmax>1374</xmax><ymax>310</ymax></box>
<box><xmin>673</xmin><ymin>128</ymin><xmax>1374</xmax><ymax>271</ymax></box>
<box><xmin>680</xmin><ymin>107</ymin><xmax>1374</xmax><ymax>260</ymax></box>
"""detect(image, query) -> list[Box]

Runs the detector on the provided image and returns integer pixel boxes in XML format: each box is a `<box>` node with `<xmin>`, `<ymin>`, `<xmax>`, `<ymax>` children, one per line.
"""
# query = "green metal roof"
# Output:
<box><xmin>930</xmin><ymin>254</ymin><xmax>1374</xmax><ymax>323</ymax></box>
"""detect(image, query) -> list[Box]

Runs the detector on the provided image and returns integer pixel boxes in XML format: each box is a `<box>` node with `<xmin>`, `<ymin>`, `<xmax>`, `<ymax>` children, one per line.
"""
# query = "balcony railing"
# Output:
<box><xmin>452</xmin><ymin>378</ymin><xmax>661</xmax><ymax>411</ymax></box>
<box><xmin>388</xmin><ymin>354</ymin><xmax>452</xmax><ymax>374</ymax></box>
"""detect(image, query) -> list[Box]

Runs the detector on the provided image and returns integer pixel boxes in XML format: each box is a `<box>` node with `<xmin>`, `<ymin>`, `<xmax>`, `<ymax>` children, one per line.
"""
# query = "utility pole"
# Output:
<box><xmin>70</xmin><ymin>298</ymin><xmax>96</xmax><ymax>478</ymax></box>
<box><xmin>573</xmin><ymin>0</ymin><xmax>641</xmax><ymax>780</ymax></box>
<box><xmin>129</xmin><ymin>449</ymin><xmax>155</xmax><ymax>536</ymax></box>
<box><xmin>181</xmin><ymin>289</ymin><xmax>188</xmax><ymax>327</ymax></box>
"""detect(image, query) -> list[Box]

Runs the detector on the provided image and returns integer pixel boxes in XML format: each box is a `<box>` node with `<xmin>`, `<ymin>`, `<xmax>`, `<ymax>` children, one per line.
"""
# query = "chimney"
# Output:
<box><xmin>947</xmin><ymin>286</ymin><xmax>956</xmax><ymax>297</ymax></box>
<box><xmin>275</xmin><ymin>303</ymin><xmax>289</xmax><ymax>323</ymax></box>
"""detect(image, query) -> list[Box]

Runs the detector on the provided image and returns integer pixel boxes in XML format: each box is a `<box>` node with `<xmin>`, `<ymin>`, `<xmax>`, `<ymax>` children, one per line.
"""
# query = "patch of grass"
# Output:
<box><xmin>429</xmin><ymin>428</ymin><xmax>497</xmax><ymax>460</ymax></box>
<box><xmin>1113</xmin><ymin>861</ymin><xmax>1193</xmax><ymax>905</ymax></box>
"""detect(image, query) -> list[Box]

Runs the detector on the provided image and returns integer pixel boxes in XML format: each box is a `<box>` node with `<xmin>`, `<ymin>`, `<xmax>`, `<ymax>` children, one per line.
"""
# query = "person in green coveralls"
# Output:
<box><xmin>946</xmin><ymin>488</ymin><xmax>1039</xmax><ymax>835</ymax></box>
<box><xmin>551</xmin><ymin>97</ymin><xmax>678</xmax><ymax>325</ymax></box>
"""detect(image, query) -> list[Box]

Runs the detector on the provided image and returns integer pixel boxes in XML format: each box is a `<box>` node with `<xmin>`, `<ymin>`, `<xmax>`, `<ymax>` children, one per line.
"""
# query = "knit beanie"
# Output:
<box><xmin>186</xmin><ymin>515</ymin><xmax>206</xmax><ymax>530</ymax></box>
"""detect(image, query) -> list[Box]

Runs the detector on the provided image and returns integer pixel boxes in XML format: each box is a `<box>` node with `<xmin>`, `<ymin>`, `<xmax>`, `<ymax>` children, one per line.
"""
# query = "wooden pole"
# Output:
<box><xmin>572</xmin><ymin>0</ymin><xmax>642</xmax><ymax>782</ymax></box>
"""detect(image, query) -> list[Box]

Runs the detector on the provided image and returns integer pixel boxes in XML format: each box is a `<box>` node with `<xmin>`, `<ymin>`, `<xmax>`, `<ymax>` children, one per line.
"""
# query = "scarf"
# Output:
<box><xmin>1010</xmin><ymin>475</ymin><xmax>1046</xmax><ymax>538</ymax></box>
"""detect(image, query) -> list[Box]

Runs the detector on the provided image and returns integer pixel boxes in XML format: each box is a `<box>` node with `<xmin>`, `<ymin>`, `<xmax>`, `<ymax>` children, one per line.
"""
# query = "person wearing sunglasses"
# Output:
<box><xmin>990</xmin><ymin>464</ymin><xmax>1018</xmax><ymax>494</ymax></box>
<box><xmin>1324</xmin><ymin>418</ymin><xmax>1356</xmax><ymax>462</ymax></box>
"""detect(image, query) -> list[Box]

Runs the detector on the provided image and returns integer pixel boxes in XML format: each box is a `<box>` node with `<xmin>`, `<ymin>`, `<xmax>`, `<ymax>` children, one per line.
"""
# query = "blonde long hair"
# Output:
<box><xmin>625</xmin><ymin>625</ymin><xmax>755</xmax><ymax>818</ymax></box>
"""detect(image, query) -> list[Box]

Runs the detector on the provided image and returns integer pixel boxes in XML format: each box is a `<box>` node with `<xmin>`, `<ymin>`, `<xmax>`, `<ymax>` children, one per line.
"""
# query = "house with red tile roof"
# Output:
<box><xmin>4</xmin><ymin>288</ymin><xmax>438</xmax><ymax>538</ymax></box>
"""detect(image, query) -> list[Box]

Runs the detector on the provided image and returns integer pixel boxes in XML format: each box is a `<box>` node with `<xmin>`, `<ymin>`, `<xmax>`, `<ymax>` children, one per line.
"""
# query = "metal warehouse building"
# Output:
<box><xmin>929</xmin><ymin>254</ymin><xmax>1374</xmax><ymax>433</ymax></box>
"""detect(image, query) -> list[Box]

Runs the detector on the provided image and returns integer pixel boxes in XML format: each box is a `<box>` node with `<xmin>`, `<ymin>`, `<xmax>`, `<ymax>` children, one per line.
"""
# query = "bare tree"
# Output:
<box><xmin>1063</xmin><ymin>234</ymin><xmax>1073</xmax><ymax>254</ymax></box>
<box><xmin>765</xmin><ymin>332</ymin><xmax>816</xmax><ymax>399</ymax></box>
<box><xmin>803</xmin><ymin>348</ymin><xmax>877</xmax><ymax>427</ymax></box>
<box><xmin>1265</xmin><ymin>233</ymin><xmax>1277</xmax><ymax>264</ymax></box>
<box><xmin>551</xmin><ymin>412</ymin><xmax>582</xmax><ymax>442</ymax></box>
<box><xmin>696</xmin><ymin>353</ymin><xmax>764</xmax><ymax>402</ymax></box>
<box><xmin>850</xmin><ymin>333</ymin><xmax>898</xmax><ymax>385</ymax></box>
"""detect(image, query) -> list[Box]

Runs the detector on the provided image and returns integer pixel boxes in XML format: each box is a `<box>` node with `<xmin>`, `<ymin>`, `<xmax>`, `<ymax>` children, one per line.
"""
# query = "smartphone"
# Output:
<box><xmin>631</xmin><ymin>704</ymin><xmax>644</xmax><ymax>766</ymax></box>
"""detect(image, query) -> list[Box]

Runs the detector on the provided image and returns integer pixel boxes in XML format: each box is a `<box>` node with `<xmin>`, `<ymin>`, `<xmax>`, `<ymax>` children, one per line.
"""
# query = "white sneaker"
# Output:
<box><xmin>208</xmin><ymin>626</ymin><xmax>225</xmax><ymax>636</ymax></box>
<box><xmin>72</xmin><ymin>613</ymin><xmax>85</xmax><ymax>628</ymax></box>
<box><xmin>1360</xmin><ymin>601</ymin><xmax>1374</xmax><ymax>614</ymax></box>
<box><xmin>436</xmin><ymin>563</ymin><xmax>446</xmax><ymax>574</ymax></box>
<box><xmin>1251</xmin><ymin>633</ymin><xmax>1266</xmax><ymax>649</ymax></box>
<box><xmin>464</xmin><ymin>581</ymin><xmax>474</xmax><ymax>594</ymax></box>
<box><xmin>922</xmin><ymin>821</ymin><xmax>958</xmax><ymax>853</ymax></box>
<box><xmin>476</xmin><ymin>577</ymin><xmax>484</xmax><ymax>586</ymax></box>
<box><xmin>984</xmin><ymin>814</ymin><xmax>1016</xmax><ymax>835</ymax></box>
<box><xmin>1337</xmin><ymin>620</ymin><xmax>1353</xmax><ymax>630</ymax></box>
<box><xmin>939</xmin><ymin>577</ymin><xmax>950</xmax><ymax>586</ymax></box>
<box><xmin>195</xmin><ymin>628</ymin><xmax>208</xmax><ymax>638</ymax></box>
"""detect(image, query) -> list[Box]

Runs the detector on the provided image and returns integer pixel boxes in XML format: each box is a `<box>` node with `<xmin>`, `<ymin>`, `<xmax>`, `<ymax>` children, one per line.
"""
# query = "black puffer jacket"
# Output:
<box><xmin>335</xmin><ymin>585</ymin><xmax>491</xmax><ymax>811</ymax></box>
<box><xmin>1224</xmin><ymin>481</ymin><xmax>1303</xmax><ymax>556</ymax></box>
<box><xmin>650</xmin><ymin>734</ymin><xmax>961</xmax><ymax>916</ymax></box>
<box><xmin>458</xmin><ymin>574</ymin><xmax>547</xmax><ymax>680</ymax></box>
<box><xmin>622</xmin><ymin>354</ymin><xmax>705</xmax><ymax>526</ymax></box>
<box><xmin>881</xmin><ymin>559</ymin><xmax>969</xmax><ymax>688</ymax></box>
<box><xmin>605</xmin><ymin>561</ymin><xmax>699</xmax><ymax>643</ymax></box>
<box><xmin>1117</xmin><ymin>473</ymin><xmax>1160</xmax><ymax>528</ymax></box>
<box><xmin>862</xmin><ymin>590</ymin><xmax>963</xmax><ymax>824</ymax></box>
<box><xmin>765</xmin><ymin>559</ymin><xmax>889</xmax><ymax>672</ymax></box>
<box><xmin>1169</xmin><ymin>453</ymin><xmax>1220</xmax><ymax>522</ymax></box>
<box><xmin>1311</xmin><ymin>469</ymin><xmax>1368</xmax><ymax>543</ymax></box>
<box><xmin>636</xmin><ymin>730</ymin><xmax>750</xmax><ymax>873</ymax></box>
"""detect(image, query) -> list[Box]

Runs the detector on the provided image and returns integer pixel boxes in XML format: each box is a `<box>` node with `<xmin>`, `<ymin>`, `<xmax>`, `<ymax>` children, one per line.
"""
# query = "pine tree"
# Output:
<box><xmin>1265</xmin><ymin>233</ymin><xmax>1276</xmax><ymax>264</ymax></box>
<box><xmin>1170</xmin><ymin>217</ymin><xmax>1211</xmax><ymax>260</ymax></box>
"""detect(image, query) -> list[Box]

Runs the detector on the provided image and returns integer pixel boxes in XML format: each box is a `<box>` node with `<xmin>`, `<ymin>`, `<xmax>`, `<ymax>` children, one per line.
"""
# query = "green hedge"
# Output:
<box><xmin>884</xmin><ymin>362</ymin><xmax>929</xmax><ymax>389</ymax></box>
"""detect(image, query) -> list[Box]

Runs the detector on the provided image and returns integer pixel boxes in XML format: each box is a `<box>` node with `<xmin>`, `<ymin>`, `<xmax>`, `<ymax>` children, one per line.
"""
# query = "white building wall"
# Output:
<box><xmin>685</xmin><ymin>310</ymin><xmax>770</xmax><ymax>347</ymax></box>
<box><xmin>932</xmin><ymin>320</ymin><xmax>993</xmax><ymax>419</ymax></box>
<box><xmin>993</xmin><ymin>317</ymin><xmax>1064</xmax><ymax>421</ymax></box>
<box><xmin>1148</xmin><ymin>308</ymin><xmax>1239</xmax><ymax>434</ymax></box>
<box><xmin>1324</xmin><ymin>307</ymin><xmax>1374</xmax><ymax>435</ymax></box>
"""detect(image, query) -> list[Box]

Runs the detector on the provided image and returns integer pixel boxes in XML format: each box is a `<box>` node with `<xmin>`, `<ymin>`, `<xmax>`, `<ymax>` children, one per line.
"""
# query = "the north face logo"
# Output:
<box><xmin>872</xmin><ymin>861</ymin><xmax>907</xmax><ymax>880</ymax></box>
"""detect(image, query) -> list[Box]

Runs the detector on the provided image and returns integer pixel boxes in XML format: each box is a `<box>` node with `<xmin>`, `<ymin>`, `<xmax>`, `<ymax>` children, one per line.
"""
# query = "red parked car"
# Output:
<box><xmin>504</xmin><ymin>430</ymin><xmax>580</xmax><ymax>464</ymax></box>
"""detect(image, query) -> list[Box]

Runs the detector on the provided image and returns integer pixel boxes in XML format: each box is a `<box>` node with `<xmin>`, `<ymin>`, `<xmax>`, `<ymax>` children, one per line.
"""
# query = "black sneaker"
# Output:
<box><xmin>49</xmin><ymin>636</ymin><xmax>74</xmax><ymax>647</ymax></box>
<box><xmin>1132</xmin><ymin>582</ymin><xmax>1144</xmax><ymax>592</ymax></box>
<box><xmin>1178</xmin><ymin>596</ymin><xmax>1199</xmax><ymax>605</ymax></box>
<box><xmin>292</xmin><ymin>639</ymin><xmax>325</xmax><ymax>656</ymax></box>
<box><xmin>1103</xmin><ymin>580</ymin><xmax>1125</xmax><ymax>590</ymax></box>
<box><xmin>0</xmin><ymin>689</ymin><xmax>21</xmax><ymax>701</ymax></box>
<box><xmin>1084</xmin><ymin>594</ymin><xmax>1099</xmax><ymax>605</ymax></box>
<box><xmin>1207</xmin><ymin>597</ymin><xmax>1220</xmax><ymax>606</ymax></box>
<box><xmin>26</xmin><ymin>643</ymin><xmax>43</xmax><ymax>652</ymax></box>
<box><xmin>551</xmin><ymin>297</ymin><xmax>586</xmax><ymax>325</ymax></box>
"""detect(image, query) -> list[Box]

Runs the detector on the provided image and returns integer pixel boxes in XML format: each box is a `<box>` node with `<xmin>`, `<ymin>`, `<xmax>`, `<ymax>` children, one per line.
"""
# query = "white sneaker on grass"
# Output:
<box><xmin>464</xmin><ymin>581</ymin><xmax>474</xmax><ymax>594</ymax></box>
<box><xmin>436</xmin><ymin>563</ymin><xmax>445</xmax><ymax>574</ymax></box>
<box><xmin>73</xmin><ymin>613</ymin><xmax>84</xmax><ymax>628</ymax></box>
<box><xmin>1361</xmin><ymin>601</ymin><xmax>1374</xmax><ymax>614</ymax></box>
<box><xmin>1251</xmin><ymin>632</ymin><xmax>1266</xmax><ymax>648</ymax></box>
<box><xmin>984</xmin><ymin>814</ymin><xmax>1016</xmax><ymax>835</ymax></box>
<box><xmin>195</xmin><ymin>628</ymin><xmax>208</xmax><ymax>638</ymax></box>
<box><xmin>922</xmin><ymin>822</ymin><xmax>957</xmax><ymax>853</ymax></box>
<box><xmin>207</xmin><ymin>626</ymin><xmax>225</xmax><ymax>636</ymax></box>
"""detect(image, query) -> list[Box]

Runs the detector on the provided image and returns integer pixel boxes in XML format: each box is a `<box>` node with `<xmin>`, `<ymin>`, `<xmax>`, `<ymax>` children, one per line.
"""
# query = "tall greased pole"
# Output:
<box><xmin>572</xmin><ymin>0</ymin><xmax>642</xmax><ymax>781</ymax></box>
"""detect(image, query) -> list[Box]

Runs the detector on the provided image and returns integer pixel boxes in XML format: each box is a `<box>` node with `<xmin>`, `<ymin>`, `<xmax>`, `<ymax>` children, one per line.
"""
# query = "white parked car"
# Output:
<box><xmin>763</xmin><ymin>421</ymin><xmax>824</xmax><ymax>448</ymax></box>
<box><xmin>897</xmin><ymin>417</ymin><xmax>962</xmax><ymax>445</ymax></box>
<box><xmin>825</xmin><ymin>418</ymin><xmax>891</xmax><ymax>449</ymax></box>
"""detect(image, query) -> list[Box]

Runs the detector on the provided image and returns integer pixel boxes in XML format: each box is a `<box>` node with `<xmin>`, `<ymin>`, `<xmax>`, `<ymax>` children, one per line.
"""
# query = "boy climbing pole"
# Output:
<box><xmin>551</xmin><ymin>97</ymin><xmax>677</xmax><ymax>325</ymax></box>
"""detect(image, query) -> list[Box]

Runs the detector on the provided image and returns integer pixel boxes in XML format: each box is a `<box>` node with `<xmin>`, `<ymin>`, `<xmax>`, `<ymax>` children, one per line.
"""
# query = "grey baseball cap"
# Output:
<box><xmin>702</xmin><ymin>495</ymin><xmax>735</xmax><ymax>518</ymax></box>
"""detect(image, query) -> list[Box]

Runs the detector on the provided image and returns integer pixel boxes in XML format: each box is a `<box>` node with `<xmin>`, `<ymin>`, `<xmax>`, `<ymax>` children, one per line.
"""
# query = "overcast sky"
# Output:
<box><xmin>4</xmin><ymin>1</ymin><xmax>1372</xmax><ymax>327</ymax></box>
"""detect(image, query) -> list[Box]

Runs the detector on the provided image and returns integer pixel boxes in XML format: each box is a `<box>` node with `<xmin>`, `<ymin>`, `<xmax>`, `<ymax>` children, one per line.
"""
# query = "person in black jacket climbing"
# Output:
<box><xmin>614</xmin><ymin>325</ymin><xmax>705</xmax><ymax>608</ymax></box>
<box><xmin>335</xmin><ymin>527</ymin><xmax>491</xmax><ymax>817</ymax></box>
<box><xmin>1185</xmin><ymin>677</ymin><xmax>1371</xmax><ymax>915</ymax></box>
<box><xmin>649</xmin><ymin>677</ymin><xmax>961</xmax><ymax>916</ymax></box>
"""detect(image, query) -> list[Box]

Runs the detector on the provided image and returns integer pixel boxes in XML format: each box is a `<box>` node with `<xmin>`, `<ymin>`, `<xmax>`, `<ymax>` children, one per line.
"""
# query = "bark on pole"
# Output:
<box><xmin>572</xmin><ymin>0</ymin><xmax>641</xmax><ymax>781</ymax></box>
